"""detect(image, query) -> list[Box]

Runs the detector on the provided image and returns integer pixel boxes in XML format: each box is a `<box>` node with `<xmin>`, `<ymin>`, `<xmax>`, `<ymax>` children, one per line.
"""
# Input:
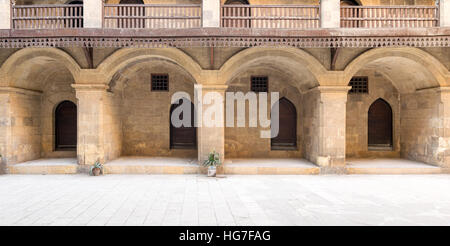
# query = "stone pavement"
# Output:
<box><xmin>0</xmin><ymin>174</ymin><xmax>450</xmax><ymax>226</ymax></box>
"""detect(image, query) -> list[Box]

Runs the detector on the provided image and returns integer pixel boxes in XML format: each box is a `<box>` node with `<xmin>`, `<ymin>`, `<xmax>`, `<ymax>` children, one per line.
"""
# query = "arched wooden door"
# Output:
<box><xmin>119</xmin><ymin>0</ymin><xmax>145</xmax><ymax>28</ymax></box>
<box><xmin>368</xmin><ymin>98</ymin><xmax>393</xmax><ymax>148</ymax></box>
<box><xmin>271</xmin><ymin>98</ymin><xmax>297</xmax><ymax>149</ymax></box>
<box><xmin>55</xmin><ymin>101</ymin><xmax>77</xmax><ymax>151</ymax></box>
<box><xmin>170</xmin><ymin>98</ymin><xmax>197</xmax><ymax>149</ymax></box>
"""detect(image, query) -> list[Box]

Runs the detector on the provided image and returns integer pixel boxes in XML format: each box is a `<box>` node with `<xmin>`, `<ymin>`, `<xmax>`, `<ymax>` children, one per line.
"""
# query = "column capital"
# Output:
<box><xmin>0</xmin><ymin>86</ymin><xmax>42</xmax><ymax>96</ymax></box>
<box><xmin>307</xmin><ymin>86</ymin><xmax>351</xmax><ymax>94</ymax></box>
<box><xmin>72</xmin><ymin>84</ymin><xmax>109</xmax><ymax>92</ymax></box>
<box><xmin>194</xmin><ymin>84</ymin><xmax>228</xmax><ymax>92</ymax></box>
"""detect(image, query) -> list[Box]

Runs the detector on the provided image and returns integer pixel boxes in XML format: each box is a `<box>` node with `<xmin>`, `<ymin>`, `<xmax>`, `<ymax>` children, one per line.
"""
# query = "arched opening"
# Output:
<box><xmin>119</xmin><ymin>0</ymin><xmax>145</xmax><ymax>28</ymax></box>
<box><xmin>223</xmin><ymin>0</ymin><xmax>251</xmax><ymax>28</ymax></box>
<box><xmin>170</xmin><ymin>98</ymin><xmax>197</xmax><ymax>149</ymax></box>
<box><xmin>67</xmin><ymin>0</ymin><xmax>83</xmax><ymax>28</ymax></box>
<box><xmin>368</xmin><ymin>98</ymin><xmax>393</xmax><ymax>149</ymax></box>
<box><xmin>340</xmin><ymin>0</ymin><xmax>360</xmax><ymax>6</ymax></box>
<box><xmin>120</xmin><ymin>0</ymin><xmax>144</xmax><ymax>3</ymax></box>
<box><xmin>55</xmin><ymin>101</ymin><xmax>77</xmax><ymax>151</ymax></box>
<box><xmin>271</xmin><ymin>97</ymin><xmax>297</xmax><ymax>150</ymax></box>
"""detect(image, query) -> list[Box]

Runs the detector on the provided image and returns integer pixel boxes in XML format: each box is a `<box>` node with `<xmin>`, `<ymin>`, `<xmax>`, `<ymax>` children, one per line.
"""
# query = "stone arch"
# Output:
<box><xmin>343</xmin><ymin>47</ymin><xmax>449</xmax><ymax>93</ymax></box>
<box><xmin>97</xmin><ymin>48</ymin><xmax>203</xmax><ymax>86</ymax></box>
<box><xmin>224</xmin><ymin>0</ymin><xmax>250</xmax><ymax>4</ymax></box>
<box><xmin>219</xmin><ymin>47</ymin><xmax>328</xmax><ymax>92</ymax></box>
<box><xmin>341</xmin><ymin>0</ymin><xmax>361</xmax><ymax>6</ymax></box>
<box><xmin>0</xmin><ymin>48</ymin><xmax>81</xmax><ymax>88</ymax></box>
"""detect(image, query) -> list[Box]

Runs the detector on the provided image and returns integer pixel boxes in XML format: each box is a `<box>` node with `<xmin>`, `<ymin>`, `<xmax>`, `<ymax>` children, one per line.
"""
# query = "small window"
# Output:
<box><xmin>151</xmin><ymin>74</ymin><xmax>169</xmax><ymax>91</ymax></box>
<box><xmin>251</xmin><ymin>76</ymin><xmax>268</xmax><ymax>93</ymax></box>
<box><xmin>348</xmin><ymin>76</ymin><xmax>368</xmax><ymax>94</ymax></box>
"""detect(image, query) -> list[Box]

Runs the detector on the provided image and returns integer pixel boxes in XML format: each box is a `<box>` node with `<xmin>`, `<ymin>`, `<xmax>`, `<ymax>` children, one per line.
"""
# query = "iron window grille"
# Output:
<box><xmin>251</xmin><ymin>76</ymin><xmax>268</xmax><ymax>93</ymax></box>
<box><xmin>151</xmin><ymin>74</ymin><xmax>169</xmax><ymax>91</ymax></box>
<box><xmin>348</xmin><ymin>76</ymin><xmax>368</xmax><ymax>94</ymax></box>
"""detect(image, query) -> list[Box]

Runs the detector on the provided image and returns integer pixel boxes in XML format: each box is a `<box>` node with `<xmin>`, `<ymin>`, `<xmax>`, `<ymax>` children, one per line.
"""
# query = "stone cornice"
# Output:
<box><xmin>0</xmin><ymin>86</ymin><xmax>42</xmax><ymax>96</ymax></box>
<box><xmin>306</xmin><ymin>86</ymin><xmax>352</xmax><ymax>94</ymax></box>
<box><xmin>194</xmin><ymin>84</ymin><xmax>229</xmax><ymax>92</ymax></box>
<box><xmin>71</xmin><ymin>84</ymin><xmax>109</xmax><ymax>91</ymax></box>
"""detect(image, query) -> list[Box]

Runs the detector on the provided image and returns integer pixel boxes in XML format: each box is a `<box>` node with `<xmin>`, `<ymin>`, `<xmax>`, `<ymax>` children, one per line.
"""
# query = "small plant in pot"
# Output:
<box><xmin>89</xmin><ymin>160</ymin><xmax>103</xmax><ymax>176</ymax></box>
<box><xmin>203</xmin><ymin>151</ymin><xmax>221</xmax><ymax>177</ymax></box>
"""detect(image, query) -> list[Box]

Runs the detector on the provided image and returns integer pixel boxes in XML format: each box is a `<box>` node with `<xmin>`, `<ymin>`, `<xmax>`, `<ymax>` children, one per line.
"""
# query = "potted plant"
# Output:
<box><xmin>203</xmin><ymin>151</ymin><xmax>221</xmax><ymax>177</ymax></box>
<box><xmin>89</xmin><ymin>160</ymin><xmax>103</xmax><ymax>176</ymax></box>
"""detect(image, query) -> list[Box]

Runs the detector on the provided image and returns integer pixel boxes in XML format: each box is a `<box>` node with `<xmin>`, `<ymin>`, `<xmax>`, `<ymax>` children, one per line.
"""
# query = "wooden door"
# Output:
<box><xmin>271</xmin><ymin>98</ymin><xmax>297</xmax><ymax>149</ymax></box>
<box><xmin>55</xmin><ymin>101</ymin><xmax>77</xmax><ymax>150</ymax></box>
<box><xmin>368</xmin><ymin>98</ymin><xmax>393</xmax><ymax>147</ymax></box>
<box><xmin>170</xmin><ymin>98</ymin><xmax>196</xmax><ymax>149</ymax></box>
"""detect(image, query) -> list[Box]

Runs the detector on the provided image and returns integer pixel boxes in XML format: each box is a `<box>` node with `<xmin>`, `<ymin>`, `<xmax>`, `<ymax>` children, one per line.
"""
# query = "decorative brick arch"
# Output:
<box><xmin>97</xmin><ymin>48</ymin><xmax>203</xmax><ymax>86</ymax></box>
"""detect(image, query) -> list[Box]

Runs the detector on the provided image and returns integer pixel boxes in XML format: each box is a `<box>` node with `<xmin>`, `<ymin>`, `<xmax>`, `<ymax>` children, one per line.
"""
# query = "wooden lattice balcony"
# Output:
<box><xmin>340</xmin><ymin>5</ymin><xmax>439</xmax><ymax>28</ymax></box>
<box><xmin>12</xmin><ymin>4</ymin><xmax>83</xmax><ymax>29</ymax></box>
<box><xmin>103</xmin><ymin>4</ymin><xmax>202</xmax><ymax>29</ymax></box>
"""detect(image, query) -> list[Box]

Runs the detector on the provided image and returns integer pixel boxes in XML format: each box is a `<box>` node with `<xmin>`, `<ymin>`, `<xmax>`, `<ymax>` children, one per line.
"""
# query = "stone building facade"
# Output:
<box><xmin>0</xmin><ymin>0</ymin><xmax>449</xmax><ymax>174</ymax></box>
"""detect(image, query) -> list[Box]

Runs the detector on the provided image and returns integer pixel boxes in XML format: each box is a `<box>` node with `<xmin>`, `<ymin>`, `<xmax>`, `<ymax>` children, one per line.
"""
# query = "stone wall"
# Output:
<box><xmin>346</xmin><ymin>69</ymin><xmax>401</xmax><ymax>158</ymax></box>
<box><xmin>400</xmin><ymin>89</ymin><xmax>444</xmax><ymax>166</ymax></box>
<box><xmin>113</xmin><ymin>62</ymin><xmax>197</xmax><ymax>158</ymax></box>
<box><xmin>224</xmin><ymin>67</ymin><xmax>303</xmax><ymax>158</ymax></box>
<box><xmin>102</xmin><ymin>92</ymin><xmax>122</xmax><ymax>161</ymax></box>
<box><xmin>302</xmin><ymin>89</ymin><xmax>320</xmax><ymax>164</ymax></box>
<box><xmin>40</xmin><ymin>74</ymin><xmax>77</xmax><ymax>158</ymax></box>
<box><xmin>0</xmin><ymin>92</ymin><xmax>41</xmax><ymax>165</ymax></box>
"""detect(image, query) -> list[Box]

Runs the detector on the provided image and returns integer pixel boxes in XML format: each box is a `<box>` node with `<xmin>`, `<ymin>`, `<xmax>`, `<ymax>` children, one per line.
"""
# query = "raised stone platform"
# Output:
<box><xmin>346</xmin><ymin>159</ymin><xmax>443</xmax><ymax>175</ymax></box>
<box><xmin>223</xmin><ymin>159</ymin><xmax>320</xmax><ymax>175</ymax></box>
<box><xmin>4</xmin><ymin>157</ymin><xmax>447</xmax><ymax>175</ymax></box>
<box><xmin>7</xmin><ymin>158</ymin><xmax>78</xmax><ymax>174</ymax></box>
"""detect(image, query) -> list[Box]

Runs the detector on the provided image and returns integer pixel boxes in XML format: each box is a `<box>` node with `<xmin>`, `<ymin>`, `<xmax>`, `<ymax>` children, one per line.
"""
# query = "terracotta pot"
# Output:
<box><xmin>207</xmin><ymin>166</ymin><xmax>216</xmax><ymax>177</ymax></box>
<box><xmin>92</xmin><ymin>168</ymin><xmax>101</xmax><ymax>176</ymax></box>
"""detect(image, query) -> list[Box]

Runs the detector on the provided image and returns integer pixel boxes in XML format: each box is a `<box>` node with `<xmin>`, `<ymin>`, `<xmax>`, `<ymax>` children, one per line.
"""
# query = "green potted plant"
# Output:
<box><xmin>203</xmin><ymin>151</ymin><xmax>221</xmax><ymax>177</ymax></box>
<box><xmin>89</xmin><ymin>160</ymin><xmax>103</xmax><ymax>176</ymax></box>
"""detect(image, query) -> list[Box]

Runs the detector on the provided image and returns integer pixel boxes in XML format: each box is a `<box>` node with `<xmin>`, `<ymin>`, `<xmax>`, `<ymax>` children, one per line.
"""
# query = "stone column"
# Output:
<box><xmin>320</xmin><ymin>0</ymin><xmax>340</xmax><ymax>28</ymax></box>
<box><xmin>202</xmin><ymin>0</ymin><xmax>221</xmax><ymax>27</ymax></box>
<box><xmin>303</xmin><ymin>86</ymin><xmax>350</xmax><ymax>173</ymax></box>
<box><xmin>73</xmin><ymin>84</ymin><xmax>109</xmax><ymax>166</ymax></box>
<box><xmin>440</xmin><ymin>0</ymin><xmax>450</xmax><ymax>27</ymax></box>
<box><xmin>0</xmin><ymin>87</ymin><xmax>42</xmax><ymax>166</ymax></box>
<box><xmin>0</xmin><ymin>0</ymin><xmax>11</xmax><ymax>29</ymax></box>
<box><xmin>84</xmin><ymin>0</ymin><xmax>103</xmax><ymax>28</ymax></box>
<box><xmin>195</xmin><ymin>84</ymin><xmax>228</xmax><ymax>167</ymax></box>
<box><xmin>440</xmin><ymin>87</ymin><xmax>450</xmax><ymax>168</ymax></box>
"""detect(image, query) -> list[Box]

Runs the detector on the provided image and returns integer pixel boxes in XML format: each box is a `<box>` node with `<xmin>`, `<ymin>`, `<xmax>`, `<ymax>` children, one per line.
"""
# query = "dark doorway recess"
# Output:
<box><xmin>271</xmin><ymin>97</ymin><xmax>297</xmax><ymax>150</ymax></box>
<box><xmin>368</xmin><ymin>98</ymin><xmax>393</xmax><ymax>149</ymax></box>
<box><xmin>170</xmin><ymin>98</ymin><xmax>197</xmax><ymax>149</ymax></box>
<box><xmin>55</xmin><ymin>101</ymin><xmax>77</xmax><ymax>151</ymax></box>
